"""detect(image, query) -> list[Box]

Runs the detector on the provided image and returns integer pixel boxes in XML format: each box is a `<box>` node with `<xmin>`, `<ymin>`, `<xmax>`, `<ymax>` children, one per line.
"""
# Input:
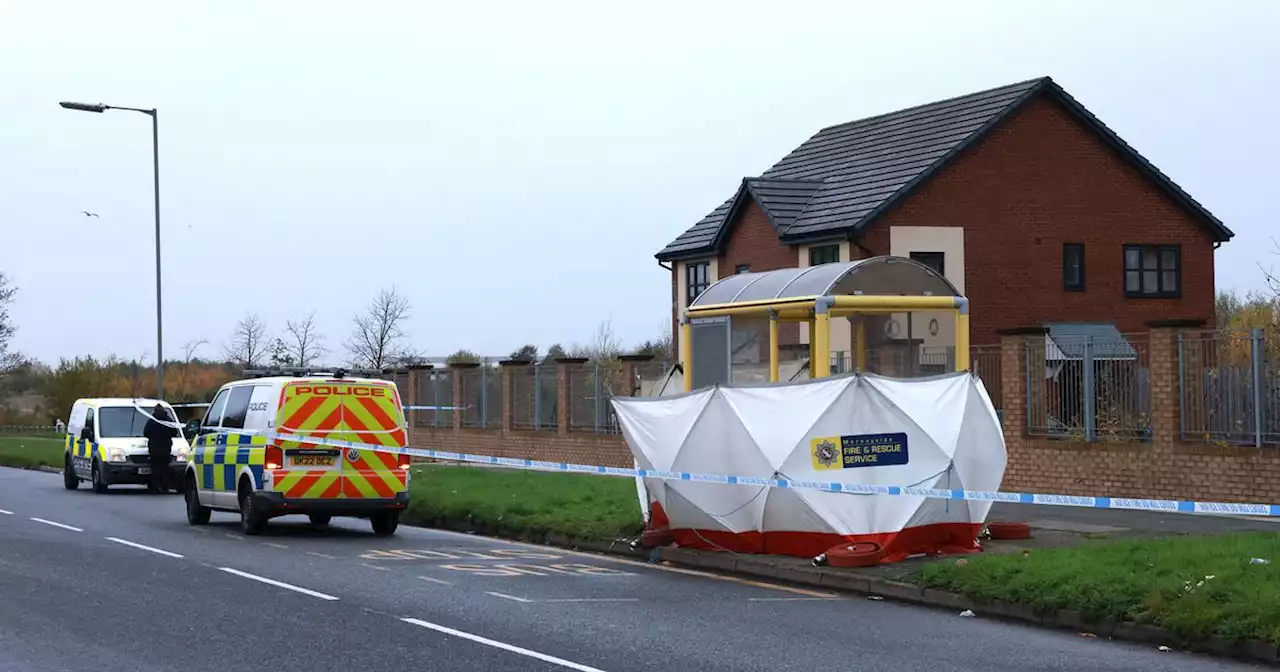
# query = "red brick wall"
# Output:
<box><xmin>410</xmin><ymin>427</ymin><xmax>632</xmax><ymax>468</ymax></box>
<box><xmin>715</xmin><ymin>200</ymin><xmax>809</xmax><ymax>343</ymax></box>
<box><xmin>864</xmin><ymin>96</ymin><xmax>1217</xmax><ymax>346</ymax></box>
<box><xmin>717</xmin><ymin>201</ymin><xmax>797</xmax><ymax>274</ymax></box>
<box><xmin>999</xmin><ymin>328</ymin><xmax>1280</xmax><ymax>503</ymax></box>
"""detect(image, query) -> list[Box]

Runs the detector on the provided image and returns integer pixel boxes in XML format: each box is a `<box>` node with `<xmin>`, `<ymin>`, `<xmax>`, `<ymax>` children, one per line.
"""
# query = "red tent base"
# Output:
<box><xmin>649</xmin><ymin>502</ymin><xmax>982</xmax><ymax>564</ymax></box>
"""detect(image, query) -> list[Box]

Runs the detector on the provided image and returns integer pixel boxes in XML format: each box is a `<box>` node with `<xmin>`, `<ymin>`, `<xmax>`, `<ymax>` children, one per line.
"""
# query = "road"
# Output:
<box><xmin>0</xmin><ymin>467</ymin><xmax>1264</xmax><ymax>672</ymax></box>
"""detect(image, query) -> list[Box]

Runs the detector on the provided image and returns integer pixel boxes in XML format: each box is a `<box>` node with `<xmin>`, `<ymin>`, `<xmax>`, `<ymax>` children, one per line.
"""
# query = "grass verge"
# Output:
<box><xmin>404</xmin><ymin>464</ymin><xmax>644</xmax><ymax>542</ymax></box>
<box><xmin>0</xmin><ymin>434</ymin><xmax>64</xmax><ymax>470</ymax></box>
<box><xmin>911</xmin><ymin>532</ymin><xmax>1280</xmax><ymax>645</ymax></box>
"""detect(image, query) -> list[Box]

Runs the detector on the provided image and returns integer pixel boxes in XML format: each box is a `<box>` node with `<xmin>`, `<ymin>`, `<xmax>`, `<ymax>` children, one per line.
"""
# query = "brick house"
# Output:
<box><xmin>655</xmin><ymin>76</ymin><xmax>1234</xmax><ymax>360</ymax></box>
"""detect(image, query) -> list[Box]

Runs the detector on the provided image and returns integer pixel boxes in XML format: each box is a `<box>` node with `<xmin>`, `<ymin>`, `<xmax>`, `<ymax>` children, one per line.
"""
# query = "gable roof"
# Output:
<box><xmin>656</xmin><ymin>76</ymin><xmax>1233</xmax><ymax>261</ymax></box>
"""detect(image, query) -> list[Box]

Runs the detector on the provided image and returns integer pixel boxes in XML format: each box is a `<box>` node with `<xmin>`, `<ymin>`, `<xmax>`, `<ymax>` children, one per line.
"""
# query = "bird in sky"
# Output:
<box><xmin>80</xmin><ymin>211</ymin><xmax>99</xmax><ymax>217</ymax></box>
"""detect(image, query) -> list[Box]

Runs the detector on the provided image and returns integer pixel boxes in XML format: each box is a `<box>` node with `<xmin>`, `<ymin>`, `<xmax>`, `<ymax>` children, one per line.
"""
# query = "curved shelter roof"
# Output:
<box><xmin>689</xmin><ymin>256</ymin><xmax>961</xmax><ymax>308</ymax></box>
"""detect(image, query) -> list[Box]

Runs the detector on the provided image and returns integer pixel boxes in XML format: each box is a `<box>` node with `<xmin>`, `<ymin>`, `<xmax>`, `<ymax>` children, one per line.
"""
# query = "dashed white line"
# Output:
<box><xmin>0</xmin><ymin>508</ymin><xmax>13</xmax><ymax>515</ymax></box>
<box><xmin>748</xmin><ymin>597</ymin><xmax>841</xmax><ymax>602</ymax></box>
<box><xmin>361</xmin><ymin>563</ymin><xmax>391</xmax><ymax>572</ymax></box>
<box><xmin>107</xmin><ymin>537</ymin><xmax>184</xmax><ymax>559</ymax></box>
<box><xmin>402</xmin><ymin>617</ymin><xmax>608</xmax><ymax>672</ymax></box>
<box><xmin>543</xmin><ymin>598</ymin><xmax>640</xmax><ymax>603</ymax></box>
<box><xmin>224</xmin><ymin>533</ymin><xmax>244</xmax><ymax>540</ymax></box>
<box><xmin>307</xmin><ymin>551</ymin><xmax>337</xmax><ymax>560</ymax></box>
<box><xmin>417</xmin><ymin>576</ymin><xmax>453</xmax><ymax>586</ymax></box>
<box><xmin>486</xmin><ymin>591</ymin><xmax>532</xmax><ymax>603</ymax></box>
<box><xmin>218</xmin><ymin>567</ymin><xmax>339</xmax><ymax>601</ymax></box>
<box><xmin>29</xmin><ymin>517</ymin><xmax>82</xmax><ymax>532</ymax></box>
<box><xmin>264</xmin><ymin>542</ymin><xmax>289</xmax><ymax>549</ymax></box>
<box><xmin>190</xmin><ymin>527</ymin><xmax>209</xmax><ymax>533</ymax></box>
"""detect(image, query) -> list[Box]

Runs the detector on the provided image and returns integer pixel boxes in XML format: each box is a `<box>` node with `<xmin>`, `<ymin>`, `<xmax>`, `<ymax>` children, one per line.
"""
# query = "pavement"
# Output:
<box><xmin>0</xmin><ymin>468</ymin><xmax>1269</xmax><ymax>672</ymax></box>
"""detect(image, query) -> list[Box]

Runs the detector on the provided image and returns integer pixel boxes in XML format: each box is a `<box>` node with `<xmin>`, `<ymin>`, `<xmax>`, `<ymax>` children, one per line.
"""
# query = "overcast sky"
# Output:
<box><xmin>1</xmin><ymin>1</ymin><xmax>1276</xmax><ymax>365</ymax></box>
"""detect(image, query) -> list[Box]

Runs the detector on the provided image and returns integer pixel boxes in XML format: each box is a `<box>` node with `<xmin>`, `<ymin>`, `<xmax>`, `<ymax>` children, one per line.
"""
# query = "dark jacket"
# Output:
<box><xmin>143</xmin><ymin>416</ymin><xmax>176</xmax><ymax>459</ymax></box>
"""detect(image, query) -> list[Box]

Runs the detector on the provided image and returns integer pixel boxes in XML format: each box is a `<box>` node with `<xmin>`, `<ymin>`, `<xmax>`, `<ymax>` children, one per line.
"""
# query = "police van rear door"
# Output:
<box><xmin>272</xmin><ymin>380</ymin><xmax>345</xmax><ymax>500</ymax></box>
<box><xmin>334</xmin><ymin>379</ymin><xmax>409</xmax><ymax>500</ymax></box>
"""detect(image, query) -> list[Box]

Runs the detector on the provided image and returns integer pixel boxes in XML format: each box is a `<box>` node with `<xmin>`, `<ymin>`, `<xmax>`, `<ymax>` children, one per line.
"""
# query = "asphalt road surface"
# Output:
<box><xmin>0</xmin><ymin>467</ymin><xmax>1266</xmax><ymax>672</ymax></box>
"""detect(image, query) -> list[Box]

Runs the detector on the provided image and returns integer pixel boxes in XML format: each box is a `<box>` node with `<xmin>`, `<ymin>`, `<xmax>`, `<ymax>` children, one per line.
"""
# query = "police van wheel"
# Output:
<box><xmin>238</xmin><ymin>483</ymin><xmax>267</xmax><ymax>536</ymax></box>
<box><xmin>185</xmin><ymin>478</ymin><xmax>211</xmax><ymax>525</ymax></box>
<box><xmin>63</xmin><ymin>457</ymin><xmax>79</xmax><ymax>490</ymax></box>
<box><xmin>308</xmin><ymin>514</ymin><xmax>331</xmax><ymax>529</ymax></box>
<box><xmin>370</xmin><ymin>511</ymin><xmax>399</xmax><ymax>537</ymax></box>
<box><xmin>91</xmin><ymin>461</ymin><xmax>108</xmax><ymax>494</ymax></box>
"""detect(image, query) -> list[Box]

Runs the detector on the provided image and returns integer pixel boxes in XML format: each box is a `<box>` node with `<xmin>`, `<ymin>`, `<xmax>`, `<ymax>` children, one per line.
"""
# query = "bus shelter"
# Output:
<box><xmin>680</xmin><ymin>256</ymin><xmax>970</xmax><ymax>391</ymax></box>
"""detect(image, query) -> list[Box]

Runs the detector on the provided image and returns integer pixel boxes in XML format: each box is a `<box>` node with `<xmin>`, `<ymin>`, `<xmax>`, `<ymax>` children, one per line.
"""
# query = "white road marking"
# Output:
<box><xmin>107</xmin><ymin>537</ymin><xmax>184</xmax><ymax>559</ymax></box>
<box><xmin>417</xmin><ymin>576</ymin><xmax>453</xmax><ymax>586</ymax></box>
<box><xmin>419</xmin><ymin>527</ymin><xmax>833</xmax><ymax>596</ymax></box>
<box><xmin>29</xmin><ymin>517</ymin><xmax>82</xmax><ymax>532</ymax></box>
<box><xmin>401</xmin><ymin>617</ymin><xmax>609</xmax><ymax>672</ymax></box>
<box><xmin>361</xmin><ymin>563</ymin><xmax>391</xmax><ymax>572</ymax></box>
<box><xmin>0</xmin><ymin>509</ymin><xmax>13</xmax><ymax>515</ymax></box>
<box><xmin>542</xmin><ymin>598</ymin><xmax>639</xmax><ymax>603</ymax></box>
<box><xmin>218</xmin><ymin>567</ymin><xmax>339</xmax><ymax>601</ymax></box>
<box><xmin>190</xmin><ymin>526</ymin><xmax>209</xmax><ymax>533</ymax></box>
<box><xmin>748</xmin><ymin>597</ymin><xmax>840</xmax><ymax>602</ymax></box>
<box><xmin>264</xmin><ymin>542</ymin><xmax>289</xmax><ymax>549</ymax></box>
<box><xmin>487</xmin><ymin>591</ymin><xmax>532</xmax><ymax>603</ymax></box>
<box><xmin>224</xmin><ymin>533</ymin><xmax>244</xmax><ymax>540</ymax></box>
<box><xmin>307</xmin><ymin>551</ymin><xmax>337</xmax><ymax>559</ymax></box>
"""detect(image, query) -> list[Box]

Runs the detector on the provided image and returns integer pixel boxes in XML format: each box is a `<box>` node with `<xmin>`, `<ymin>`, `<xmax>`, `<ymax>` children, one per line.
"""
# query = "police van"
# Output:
<box><xmin>63</xmin><ymin>398</ymin><xmax>190</xmax><ymax>493</ymax></box>
<box><xmin>182</xmin><ymin>369</ymin><xmax>412</xmax><ymax>536</ymax></box>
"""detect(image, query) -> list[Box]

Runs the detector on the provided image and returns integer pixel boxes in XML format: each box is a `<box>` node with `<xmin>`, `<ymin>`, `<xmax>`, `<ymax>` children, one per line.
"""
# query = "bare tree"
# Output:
<box><xmin>178</xmin><ymin>338</ymin><xmax>208</xmax><ymax>400</ymax></box>
<box><xmin>1263</xmin><ymin>236</ymin><xmax>1280</xmax><ymax>298</ymax></box>
<box><xmin>284</xmin><ymin>311</ymin><xmax>326</xmax><ymax>367</ymax></box>
<box><xmin>571</xmin><ymin>316</ymin><xmax>623</xmax><ymax>362</ymax></box>
<box><xmin>0</xmin><ymin>271</ymin><xmax>18</xmax><ymax>373</ymax></box>
<box><xmin>344</xmin><ymin>287</ymin><xmax>414</xmax><ymax>370</ymax></box>
<box><xmin>224</xmin><ymin>314</ymin><xmax>269</xmax><ymax>369</ymax></box>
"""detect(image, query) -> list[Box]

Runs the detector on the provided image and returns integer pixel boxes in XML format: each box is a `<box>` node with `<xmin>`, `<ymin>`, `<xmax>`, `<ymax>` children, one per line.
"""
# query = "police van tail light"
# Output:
<box><xmin>398</xmin><ymin>453</ymin><xmax>411</xmax><ymax>470</ymax></box>
<box><xmin>265</xmin><ymin>445</ymin><xmax>283</xmax><ymax>471</ymax></box>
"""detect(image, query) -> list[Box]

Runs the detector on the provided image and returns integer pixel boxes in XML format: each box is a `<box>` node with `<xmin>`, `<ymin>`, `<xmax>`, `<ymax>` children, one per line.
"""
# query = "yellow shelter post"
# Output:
<box><xmin>812</xmin><ymin>299</ymin><xmax>832</xmax><ymax>378</ymax></box>
<box><xmin>955</xmin><ymin>311</ymin><xmax>971</xmax><ymax>372</ymax></box>
<box><xmin>768</xmin><ymin>310</ymin><xmax>779</xmax><ymax>383</ymax></box>
<box><xmin>680</xmin><ymin>320</ymin><xmax>693</xmax><ymax>392</ymax></box>
<box><xmin>855</xmin><ymin>318</ymin><xmax>866</xmax><ymax>371</ymax></box>
<box><xmin>807</xmin><ymin>319</ymin><xmax>815</xmax><ymax>378</ymax></box>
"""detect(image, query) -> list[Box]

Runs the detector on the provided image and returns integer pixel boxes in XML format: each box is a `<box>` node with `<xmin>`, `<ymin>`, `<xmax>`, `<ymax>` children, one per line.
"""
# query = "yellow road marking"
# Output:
<box><xmin>415</xmin><ymin>529</ymin><xmax>836</xmax><ymax>597</ymax></box>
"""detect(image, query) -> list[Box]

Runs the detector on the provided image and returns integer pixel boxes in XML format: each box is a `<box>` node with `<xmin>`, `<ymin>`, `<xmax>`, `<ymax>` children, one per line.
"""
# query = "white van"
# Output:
<box><xmin>63</xmin><ymin>398</ymin><xmax>191</xmax><ymax>493</ymax></box>
<box><xmin>182</xmin><ymin>371</ymin><xmax>411</xmax><ymax>536</ymax></box>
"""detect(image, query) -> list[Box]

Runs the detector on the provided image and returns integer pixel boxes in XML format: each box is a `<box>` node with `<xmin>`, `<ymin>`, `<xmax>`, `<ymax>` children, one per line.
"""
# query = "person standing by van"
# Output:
<box><xmin>143</xmin><ymin>404</ymin><xmax>177</xmax><ymax>494</ymax></box>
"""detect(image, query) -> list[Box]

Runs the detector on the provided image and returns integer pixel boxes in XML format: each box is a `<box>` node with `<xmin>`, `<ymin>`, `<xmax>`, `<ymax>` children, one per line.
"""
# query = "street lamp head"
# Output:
<box><xmin>59</xmin><ymin>101</ymin><xmax>107</xmax><ymax>113</ymax></box>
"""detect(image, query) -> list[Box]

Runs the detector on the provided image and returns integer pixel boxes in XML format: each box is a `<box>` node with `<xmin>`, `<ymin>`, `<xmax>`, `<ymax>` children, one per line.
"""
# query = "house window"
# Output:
<box><xmin>1123</xmin><ymin>244</ymin><xmax>1180</xmax><ymax>298</ymax></box>
<box><xmin>1063</xmin><ymin>243</ymin><xmax>1085</xmax><ymax>291</ymax></box>
<box><xmin>685</xmin><ymin>261</ymin><xmax>710</xmax><ymax>306</ymax></box>
<box><xmin>808</xmin><ymin>244</ymin><xmax>840</xmax><ymax>266</ymax></box>
<box><xmin>735</xmin><ymin>264</ymin><xmax>750</xmax><ymax>274</ymax></box>
<box><xmin>910</xmin><ymin>251</ymin><xmax>945</xmax><ymax>277</ymax></box>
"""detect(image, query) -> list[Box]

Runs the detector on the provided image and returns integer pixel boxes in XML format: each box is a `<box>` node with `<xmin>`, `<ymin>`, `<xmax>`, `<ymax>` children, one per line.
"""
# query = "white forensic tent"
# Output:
<box><xmin>611</xmin><ymin>372</ymin><xmax>1006</xmax><ymax>561</ymax></box>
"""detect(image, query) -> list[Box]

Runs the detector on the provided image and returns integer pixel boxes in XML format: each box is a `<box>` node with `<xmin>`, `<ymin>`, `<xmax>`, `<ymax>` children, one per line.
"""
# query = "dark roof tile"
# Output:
<box><xmin>656</xmin><ymin>76</ymin><xmax>1232</xmax><ymax>260</ymax></box>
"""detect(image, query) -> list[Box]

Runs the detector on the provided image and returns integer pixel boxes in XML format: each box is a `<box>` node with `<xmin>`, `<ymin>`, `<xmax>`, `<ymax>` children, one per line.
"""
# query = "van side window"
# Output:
<box><xmin>82</xmin><ymin>408</ymin><xmax>96</xmax><ymax>441</ymax></box>
<box><xmin>204</xmin><ymin>389</ymin><xmax>230</xmax><ymax>428</ymax></box>
<box><xmin>220</xmin><ymin>386</ymin><xmax>255</xmax><ymax>430</ymax></box>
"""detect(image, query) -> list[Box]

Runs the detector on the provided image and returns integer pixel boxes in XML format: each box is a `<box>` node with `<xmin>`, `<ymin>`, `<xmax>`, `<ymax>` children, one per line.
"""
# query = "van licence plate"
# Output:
<box><xmin>291</xmin><ymin>455</ymin><xmax>334</xmax><ymax>467</ymax></box>
<box><xmin>137</xmin><ymin>467</ymin><xmax>151</xmax><ymax>475</ymax></box>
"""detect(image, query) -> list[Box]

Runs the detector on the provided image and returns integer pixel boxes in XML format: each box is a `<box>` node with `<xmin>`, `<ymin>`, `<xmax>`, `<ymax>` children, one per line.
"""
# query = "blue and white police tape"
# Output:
<box><xmin>253</xmin><ymin>431</ymin><xmax>1280</xmax><ymax>518</ymax></box>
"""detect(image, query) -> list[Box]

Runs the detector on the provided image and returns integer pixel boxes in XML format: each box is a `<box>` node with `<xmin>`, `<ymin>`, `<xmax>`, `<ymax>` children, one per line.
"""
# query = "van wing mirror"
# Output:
<box><xmin>184</xmin><ymin>419</ymin><xmax>201</xmax><ymax>436</ymax></box>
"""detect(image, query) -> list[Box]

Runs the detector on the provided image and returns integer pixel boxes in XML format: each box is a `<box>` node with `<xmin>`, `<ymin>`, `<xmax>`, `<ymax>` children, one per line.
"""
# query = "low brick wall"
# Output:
<box><xmin>999</xmin><ymin>325</ymin><xmax>1280</xmax><ymax>504</ymax></box>
<box><xmin>398</xmin><ymin>328</ymin><xmax>1280</xmax><ymax>505</ymax></box>
<box><xmin>408</xmin><ymin>427</ymin><xmax>632</xmax><ymax>468</ymax></box>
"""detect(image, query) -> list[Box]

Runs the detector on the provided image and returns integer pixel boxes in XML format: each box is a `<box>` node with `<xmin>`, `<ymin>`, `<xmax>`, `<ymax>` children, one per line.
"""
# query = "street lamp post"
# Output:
<box><xmin>59</xmin><ymin>101</ymin><xmax>165</xmax><ymax>401</ymax></box>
